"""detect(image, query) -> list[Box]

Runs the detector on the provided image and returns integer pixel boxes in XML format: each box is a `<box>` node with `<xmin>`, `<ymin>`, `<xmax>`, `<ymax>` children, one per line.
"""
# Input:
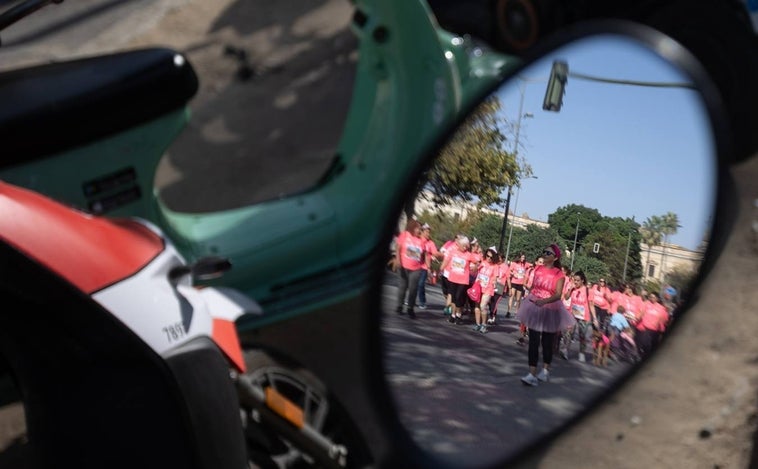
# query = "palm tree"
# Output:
<box><xmin>659</xmin><ymin>212</ymin><xmax>681</xmax><ymax>282</ymax></box>
<box><xmin>640</xmin><ymin>215</ymin><xmax>663</xmax><ymax>279</ymax></box>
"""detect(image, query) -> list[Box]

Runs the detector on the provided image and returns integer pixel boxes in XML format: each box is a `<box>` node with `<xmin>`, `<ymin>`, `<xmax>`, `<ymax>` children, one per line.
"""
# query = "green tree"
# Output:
<box><xmin>570</xmin><ymin>254</ymin><xmax>610</xmax><ymax>284</ymax></box>
<box><xmin>553</xmin><ymin>214</ymin><xmax>638</xmax><ymax>286</ymax></box>
<box><xmin>581</xmin><ymin>217</ymin><xmax>642</xmax><ymax>285</ymax></box>
<box><xmin>643</xmin><ymin>278</ymin><xmax>662</xmax><ymax>295</ymax></box>
<box><xmin>548</xmin><ymin>205</ymin><xmax>603</xmax><ymax>263</ymax></box>
<box><xmin>416</xmin><ymin>209</ymin><xmax>473</xmax><ymax>249</ymax></box>
<box><xmin>503</xmin><ymin>224</ymin><xmax>564</xmax><ymax>262</ymax></box>
<box><xmin>467</xmin><ymin>212</ymin><xmax>505</xmax><ymax>252</ymax></box>
<box><xmin>415</xmin><ymin>96</ymin><xmax>521</xmax><ymax>217</ymax></box>
<box><xmin>659</xmin><ymin>211</ymin><xmax>681</xmax><ymax>282</ymax></box>
<box><xmin>640</xmin><ymin>215</ymin><xmax>663</xmax><ymax>279</ymax></box>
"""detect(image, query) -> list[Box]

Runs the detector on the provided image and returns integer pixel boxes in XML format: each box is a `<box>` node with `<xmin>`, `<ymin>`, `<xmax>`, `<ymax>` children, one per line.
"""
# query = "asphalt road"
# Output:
<box><xmin>381</xmin><ymin>273</ymin><xmax>632</xmax><ymax>467</ymax></box>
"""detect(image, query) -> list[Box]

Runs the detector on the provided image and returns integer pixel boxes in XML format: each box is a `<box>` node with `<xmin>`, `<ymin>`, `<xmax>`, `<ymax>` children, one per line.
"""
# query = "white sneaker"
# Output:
<box><xmin>536</xmin><ymin>368</ymin><xmax>549</xmax><ymax>382</ymax></box>
<box><xmin>521</xmin><ymin>373</ymin><xmax>539</xmax><ymax>387</ymax></box>
<box><xmin>578</xmin><ymin>352</ymin><xmax>586</xmax><ymax>363</ymax></box>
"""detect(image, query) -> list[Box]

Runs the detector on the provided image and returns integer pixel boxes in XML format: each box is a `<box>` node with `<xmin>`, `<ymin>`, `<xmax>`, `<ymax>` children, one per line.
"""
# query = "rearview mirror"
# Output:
<box><xmin>380</xmin><ymin>28</ymin><xmax>719</xmax><ymax>467</ymax></box>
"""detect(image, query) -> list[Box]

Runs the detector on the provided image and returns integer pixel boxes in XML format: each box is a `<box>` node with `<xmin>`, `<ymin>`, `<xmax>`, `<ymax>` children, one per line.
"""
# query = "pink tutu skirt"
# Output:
<box><xmin>516</xmin><ymin>294</ymin><xmax>576</xmax><ymax>333</ymax></box>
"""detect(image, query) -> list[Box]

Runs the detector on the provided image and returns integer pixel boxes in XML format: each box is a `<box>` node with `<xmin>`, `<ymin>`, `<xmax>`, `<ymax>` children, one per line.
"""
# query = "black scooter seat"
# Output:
<box><xmin>0</xmin><ymin>47</ymin><xmax>198</xmax><ymax>168</ymax></box>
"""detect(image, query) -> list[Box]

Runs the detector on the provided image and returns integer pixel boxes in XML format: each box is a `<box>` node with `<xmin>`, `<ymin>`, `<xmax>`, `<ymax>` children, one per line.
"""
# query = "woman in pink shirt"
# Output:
<box><xmin>524</xmin><ymin>255</ymin><xmax>543</xmax><ymax>293</ymax></box>
<box><xmin>439</xmin><ymin>236</ymin><xmax>478</xmax><ymax>324</ymax></box>
<box><xmin>611</xmin><ymin>284</ymin><xmax>645</xmax><ymax>328</ymax></box>
<box><xmin>517</xmin><ymin>244</ymin><xmax>575</xmax><ymax>386</ymax></box>
<box><xmin>392</xmin><ymin>219</ymin><xmax>427</xmax><ymax>318</ymax></box>
<box><xmin>416</xmin><ymin>223</ymin><xmax>441</xmax><ymax>309</ymax></box>
<box><xmin>439</xmin><ymin>237</ymin><xmax>458</xmax><ymax>315</ymax></box>
<box><xmin>560</xmin><ymin>266</ymin><xmax>573</xmax><ymax>310</ymax></box>
<box><xmin>516</xmin><ymin>256</ymin><xmax>544</xmax><ymax>346</ymax></box>
<box><xmin>464</xmin><ymin>240</ymin><xmax>483</xmax><ymax>315</ymax></box>
<box><xmin>560</xmin><ymin>271</ymin><xmax>598</xmax><ymax>363</ymax></box>
<box><xmin>472</xmin><ymin>248</ymin><xmax>499</xmax><ymax>333</ymax></box>
<box><xmin>508</xmin><ymin>253</ymin><xmax>530</xmax><ymax>315</ymax></box>
<box><xmin>590</xmin><ymin>278</ymin><xmax>613</xmax><ymax>332</ymax></box>
<box><xmin>635</xmin><ymin>292</ymin><xmax>670</xmax><ymax>356</ymax></box>
<box><xmin>488</xmin><ymin>252</ymin><xmax>510</xmax><ymax>323</ymax></box>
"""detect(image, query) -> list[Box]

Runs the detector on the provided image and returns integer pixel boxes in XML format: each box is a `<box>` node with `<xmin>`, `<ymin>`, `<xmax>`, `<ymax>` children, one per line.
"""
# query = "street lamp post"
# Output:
<box><xmin>570</xmin><ymin>212</ymin><xmax>580</xmax><ymax>271</ymax></box>
<box><xmin>622</xmin><ymin>230</ymin><xmax>632</xmax><ymax>281</ymax></box>
<box><xmin>497</xmin><ymin>188</ymin><xmax>512</xmax><ymax>253</ymax></box>
<box><xmin>504</xmin><ymin>175</ymin><xmax>537</xmax><ymax>262</ymax></box>
<box><xmin>498</xmin><ymin>81</ymin><xmax>532</xmax><ymax>253</ymax></box>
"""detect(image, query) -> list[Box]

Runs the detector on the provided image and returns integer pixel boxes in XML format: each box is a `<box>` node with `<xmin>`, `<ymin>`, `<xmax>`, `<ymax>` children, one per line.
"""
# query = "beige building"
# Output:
<box><xmin>639</xmin><ymin>242</ymin><xmax>705</xmax><ymax>284</ymax></box>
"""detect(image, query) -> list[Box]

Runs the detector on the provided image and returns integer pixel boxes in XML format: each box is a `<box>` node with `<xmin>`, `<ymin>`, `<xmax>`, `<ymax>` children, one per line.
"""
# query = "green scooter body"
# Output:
<box><xmin>1</xmin><ymin>47</ymin><xmax>196</xmax><ymax>218</ymax></box>
<box><xmin>0</xmin><ymin>0</ymin><xmax>517</xmax><ymax>325</ymax></box>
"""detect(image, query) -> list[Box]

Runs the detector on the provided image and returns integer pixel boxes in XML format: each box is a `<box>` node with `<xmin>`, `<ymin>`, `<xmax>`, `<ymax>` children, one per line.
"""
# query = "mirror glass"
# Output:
<box><xmin>381</xmin><ymin>34</ymin><xmax>716</xmax><ymax>466</ymax></box>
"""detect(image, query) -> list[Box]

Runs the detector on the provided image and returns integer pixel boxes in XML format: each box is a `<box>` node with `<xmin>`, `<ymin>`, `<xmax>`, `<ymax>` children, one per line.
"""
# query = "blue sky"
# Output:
<box><xmin>492</xmin><ymin>34</ymin><xmax>717</xmax><ymax>250</ymax></box>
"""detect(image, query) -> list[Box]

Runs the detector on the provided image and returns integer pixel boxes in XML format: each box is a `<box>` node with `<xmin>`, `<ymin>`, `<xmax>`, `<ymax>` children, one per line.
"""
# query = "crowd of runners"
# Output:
<box><xmin>389</xmin><ymin>218</ymin><xmax>674</xmax><ymax>386</ymax></box>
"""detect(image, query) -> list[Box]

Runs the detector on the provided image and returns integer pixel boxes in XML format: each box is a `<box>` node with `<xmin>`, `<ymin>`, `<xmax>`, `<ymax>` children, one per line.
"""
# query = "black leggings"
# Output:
<box><xmin>489</xmin><ymin>294</ymin><xmax>503</xmax><ymax>316</ymax></box>
<box><xmin>528</xmin><ymin>329</ymin><xmax>556</xmax><ymax>367</ymax></box>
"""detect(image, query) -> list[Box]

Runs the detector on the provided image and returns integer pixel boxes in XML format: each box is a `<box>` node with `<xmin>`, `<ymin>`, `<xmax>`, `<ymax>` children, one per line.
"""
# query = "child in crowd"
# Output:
<box><xmin>592</xmin><ymin>326</ymin><xmax>610</xmax><ymax>366</ymax></box>
<box><xmin>609</xmin><ymin>305</ymin><xmax>631</xmax><ymax>334</ymax></box>
<box><xmin>608</xmin><ymin>305</ymin><xmax>639</xmax><ymax>363</ymax></box>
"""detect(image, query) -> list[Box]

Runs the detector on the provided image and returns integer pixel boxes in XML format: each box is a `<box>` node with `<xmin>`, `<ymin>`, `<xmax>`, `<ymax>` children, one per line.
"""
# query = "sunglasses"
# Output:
<box><xmin>542</xmin><ymin>250</ymin><xmax>555</xmax><ymax>257</ymax></box>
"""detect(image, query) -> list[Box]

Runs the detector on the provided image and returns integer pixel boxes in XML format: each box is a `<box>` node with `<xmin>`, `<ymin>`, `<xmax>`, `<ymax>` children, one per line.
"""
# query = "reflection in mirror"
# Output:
<box><xmin>381</xmin><ymin>34</ymin><xmax>716</xmax><ymax>466</ymax></box>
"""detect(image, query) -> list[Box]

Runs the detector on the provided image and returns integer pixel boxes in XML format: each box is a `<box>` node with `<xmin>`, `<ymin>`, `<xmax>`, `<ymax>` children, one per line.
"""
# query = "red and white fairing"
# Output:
<box><xmin>0</xmin><ymin>181</ymin><xmax>258</xmax><ymax>372</ymax></box>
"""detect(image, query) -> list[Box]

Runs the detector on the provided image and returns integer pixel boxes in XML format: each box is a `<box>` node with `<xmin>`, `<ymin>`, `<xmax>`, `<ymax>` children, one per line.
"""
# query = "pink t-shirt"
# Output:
<box><xmin>440</xmin><ymin>240</ymin><xmax>455</xmax><ymax>252</ymax></box>
<box><xmin>638</xmin><ymin>302</ymin><xmax>669</xmax><ymax>332</ymax></box>
<box><xmin>590</xmin><ymin>285</ymin><xmax>612</xmax><ymax>309</ymax></box>
<box><xmin>496</xmin><ymin>263</ymin><xmax>510</xmax><ymax>284</ymax></box>
<box><xmin>510</xmin><ymin>261</ymin><xmax>530</xmax><ymax>285</ymax></box>
<box><xmin>562</xmin><ymin>277</ymin><xmax>573</xmax><ymax>309</ymax></box>
<box><xmin>526</xmin><ymin>265</ymin><xmax>538</xmax><ymax>289</ymax></box>
<box><xmin>611</xmin><ymin>293</ymin><xmax>644</xmax><ymax>323</ymax></box>
<box><xmin>443</xmin><ymin>247</ymin><xmax>477</xmax><ymax>285</ymax></box>
<box><xmin>569</xmin><ymin>286</ymin><xmax>592</xmax><ymax>321</ymax></box>
<box><xmin>469</xmin><ymin>252</ymin><xmax>483</xmax><ymax>274</ymax></box>
<box><xmin>529</xmin><ymin>265</ymin><xmax>564</xmax><ymax>300</ymax></box>
<box><xmin>397</xmin><ymin>231</ymin><xmax>426</xmax><ymax>271</ymax></box>
<box><xmin>422</xmin><ymin>239</ymin><xmax>438</xmax><ymax>270</ymax></box>
<box><xmin>476</xmin><ymin>262</ymin><xmax>498</xmax><ymax>296</ymax></box>
<box><xmin>440</xmin><ymin>240</ymin><xmax>456</xmax><ymax>277</ymax></box>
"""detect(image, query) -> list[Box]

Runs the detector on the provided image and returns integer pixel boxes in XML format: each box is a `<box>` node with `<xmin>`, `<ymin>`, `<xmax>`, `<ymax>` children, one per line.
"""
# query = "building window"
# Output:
<box><xmin>648</xmin><ymin>264</ymin><xmax>656</xmax><ymax>278</ymax></box>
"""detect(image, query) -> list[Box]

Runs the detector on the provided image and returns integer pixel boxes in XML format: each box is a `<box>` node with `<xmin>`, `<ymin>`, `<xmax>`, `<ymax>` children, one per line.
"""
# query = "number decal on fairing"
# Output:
<box><xmin>162</xmin><ymin>322</ymin><xmax>186</xmax><ymax>343</ymax></box>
